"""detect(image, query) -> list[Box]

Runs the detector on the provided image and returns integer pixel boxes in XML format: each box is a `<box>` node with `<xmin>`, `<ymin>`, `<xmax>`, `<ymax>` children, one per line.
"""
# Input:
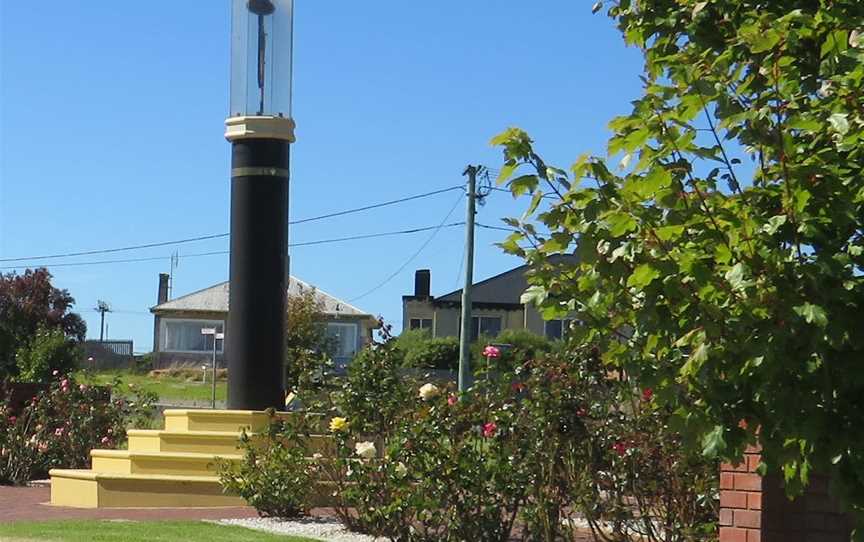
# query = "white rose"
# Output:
<box><xmin>355</xmin><ymin>441</ymin><xmax>377</xmax><ymax>459</ymax></box>
<box><xmin>418</xmin><ymin>383</ymin><xmax>440</xmax><ymax>401</ymax></box>
<box><xmin>850</xmin><ymin>29</ymin><xmax>862</xmax><ymax>49</ymax></box>
<box><xmin>394</xmin><ymin>462</ymin><xmax>408</xmax><ymax>477</ymax></box>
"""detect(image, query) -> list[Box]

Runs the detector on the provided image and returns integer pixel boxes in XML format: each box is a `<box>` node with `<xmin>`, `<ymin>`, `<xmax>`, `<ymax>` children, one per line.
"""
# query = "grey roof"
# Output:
<box><xmin>151</xmin><ymin>277</ymin><xmax>374</xmax><ymax>319</ymax></box>
<box><xmin>436</xmin><ymin>254</ymin><xmax>578</xmax><ymax>306</ymax></box>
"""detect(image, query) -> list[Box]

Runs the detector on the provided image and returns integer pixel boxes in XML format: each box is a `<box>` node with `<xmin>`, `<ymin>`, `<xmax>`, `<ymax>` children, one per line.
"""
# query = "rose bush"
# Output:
<box><xmin>319</xmin><ymin>344</ymin><xmax>717</xmax><ymax>541</ymax></box>
<box><xmin>217</xmin><ymin>411</ymin><xmax>314</xmax><ymax>518</ymax></box>
<box><xmin>0</xmin><ymin>372</ymin><xmax>156</xmax><ymax>485</ymax></box>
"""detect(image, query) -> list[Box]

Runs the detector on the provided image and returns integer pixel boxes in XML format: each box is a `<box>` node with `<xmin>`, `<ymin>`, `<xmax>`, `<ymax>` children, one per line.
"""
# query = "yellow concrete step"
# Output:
<box><xmin>128</xmin><ymin>429</ymin><xmax>333</xmax><ymax>455</ymax></box>
<box><xmin>162</xmin><ymin>409</ymin><xmax>329</xmax><ymax>433</ymax></box>
<box><xmin>90</xmin><ymin>449</ymin><xmax>242</xmax><ymax>476</ymax></box>
<box><xmin>49</xmin><ymin>469</ymin><xmax>245</xmax><ymax>508</ymax></box>
<box><xmin>50</xmin><ymin>468</ymin><xmax>341</xmax><ymax>509</ymax></box>
<box><xmin>163</xmin><ymin>409</ymin><xmax>277</xmax><ymax>432</ymax></box>
<box><xmin>127</xmin><ymin>430</ymin><xmax>246</xmax><ymax>455</ymax></box>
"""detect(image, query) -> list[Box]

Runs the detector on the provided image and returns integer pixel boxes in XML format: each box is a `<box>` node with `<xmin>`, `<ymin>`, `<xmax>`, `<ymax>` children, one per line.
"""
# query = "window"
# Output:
<box><xmin>545</xmin><ymin>318</ymin><xmax>579</xmax><ymax>340</ymax></box>
<box><xmin>471</xmin><ymin>316</ymin><xmax>502</xmax><ymax>341</ymax></box>
<box><xmin>161</xmin><ymin>319</ymin><xmax>224</xmax><ymax>353</ymax></box>
<box><xmin>326</xmin><ymin>322</ymin><xmax>359</xmax><ymax>368</ymax></box>
<box><xmin>409</xmin><ymin>318</ymin><xmax>433</xmax><ymax>331</ymax></box>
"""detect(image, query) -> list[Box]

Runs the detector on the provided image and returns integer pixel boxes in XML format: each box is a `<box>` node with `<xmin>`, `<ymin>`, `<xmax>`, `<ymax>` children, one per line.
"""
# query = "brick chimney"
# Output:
<box><xmin>414</xmin><ymin>269</ymin><xmax>431</xmax><ymax>298</ymax></box>
<box><xmin>157</xmin><ymin>273</ymin><xmax>170</xmax><ymax>305</ymax></box>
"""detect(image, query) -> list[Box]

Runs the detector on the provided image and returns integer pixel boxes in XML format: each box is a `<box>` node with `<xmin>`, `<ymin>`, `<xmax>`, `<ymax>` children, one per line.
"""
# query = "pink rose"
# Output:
<box><xmin>447</xmin><ymin>395</ymin><xmax>458</xmax><ymax>406</ymax></box>
<box><xmin>52</xmin><ymin>370</ymin><xmax>59</xmax><ymax>376</ymax></box>
<box><xmin>54</xmin><ymin>428</ymin><xmax>64</xmax><ymax>437</ymax></box>
<box><xmin>38</xmin><ymin>442</ymin><xmax>48</xmax><ymax>453</ymax></box>
<box><xmin>482</xmin><ymin>345</ymin><xmax>501</xmax><ymax>358</ymax></box>
<box><xmin>101</xmin><ymin>436</ymin><xmax>110</xmax><ymax>445</ymax></box>
<box><xmin>612</xmin><ymin>441</ymin><xmax>628</xmax><ymax>457</ymax></box>
<box><xmin>79</xmin><ymin>384</ymin><xmax>87</xmax><ymax>392</ymax></box>
<box><xmin>576</xmin><ymin>407</ymin><xmax>587</xmax><ymax>417</ymax></box>
<box><xmin>482</xmin><ymin>422</ymin><xmax>497</xmax><ymax>438</ymax></box>
<box><xmin>8</xmin><ymin>416</ymin><xmax>16</xmax><ymax>424</ymax></box>
<box><xmin>60</xmin><ymin>379</ymin><xmax>68</xmax><ymax>388</ymax></box>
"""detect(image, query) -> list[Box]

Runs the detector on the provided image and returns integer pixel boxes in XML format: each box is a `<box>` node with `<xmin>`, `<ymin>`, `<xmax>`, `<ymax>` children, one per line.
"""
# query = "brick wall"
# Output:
<box><xmin>719</xmin><ymin>445</ymin><xmax>852</xmax><ymax>542</ymax></box>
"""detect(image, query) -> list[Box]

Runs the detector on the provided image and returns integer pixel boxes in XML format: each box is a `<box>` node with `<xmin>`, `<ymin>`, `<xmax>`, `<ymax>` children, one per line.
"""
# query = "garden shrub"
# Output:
<box><xmin>217</xmin><ymin>411</ymin><xmax>313</xmax><ymax>518</ymax></box>
<box><xmin>335</xmin><ymin>339</ymin><xmax>415</xmax><ymax>436</ymax></box>
<box><xmin>321</xmin><ymin>344</ymin><xmax>717</xmax><ymax>541</ymax></box>
<box><xmin>400</xmin><ymin>336</ymin><xmax>459</xmax><ymax>371</ymax></box>
<box><xmin>0</xmin><ymin>269</ymin><xmax>86</xmax><ymax>382</ymax></box>
<box><xmin>0</xmin><ymin>372</ymin><xmax>157</xmax><ymax>485</ymax></box>
<box><xmin>14</xmin><ymin>327</ymin><xmax>82</xmax><ymax>383</ymax></box>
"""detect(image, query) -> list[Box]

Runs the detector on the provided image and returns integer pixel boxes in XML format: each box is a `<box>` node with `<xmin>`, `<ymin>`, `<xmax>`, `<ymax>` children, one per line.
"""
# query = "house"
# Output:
<box><xmin>150</xmin><ymin>274</ymin><xmax>378</xmax><ymax>369</ymax></box>
<box><xmin>401</xmin><ymin>256</ymin><xmax>578</xmax><ymax>341</ymax></box>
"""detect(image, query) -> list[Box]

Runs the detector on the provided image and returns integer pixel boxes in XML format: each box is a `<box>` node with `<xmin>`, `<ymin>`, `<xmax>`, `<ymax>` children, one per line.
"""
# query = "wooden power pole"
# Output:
<box><xmin>458</xmin><ymin>165</ymin><xmax>478</xmax><ymax>392</ymax></box>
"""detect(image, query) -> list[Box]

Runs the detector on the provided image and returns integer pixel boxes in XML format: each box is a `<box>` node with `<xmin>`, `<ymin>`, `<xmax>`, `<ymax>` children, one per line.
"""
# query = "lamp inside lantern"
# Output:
<box><xmin>230</xmin><ymin>0</ymin><xmax>293</xmax><ymax>118</ymax></box>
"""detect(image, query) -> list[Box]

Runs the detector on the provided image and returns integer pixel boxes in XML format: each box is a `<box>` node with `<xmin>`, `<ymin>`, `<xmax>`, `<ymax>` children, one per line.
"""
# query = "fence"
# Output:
<box><xmin>83</xmin><ymin>340</ymin><xmax>134</xmax><ymax>370</ymax></box>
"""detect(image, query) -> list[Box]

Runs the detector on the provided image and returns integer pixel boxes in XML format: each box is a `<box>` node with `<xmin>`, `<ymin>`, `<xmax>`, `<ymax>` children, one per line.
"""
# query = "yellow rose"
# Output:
<box><xmin>329</xmin><ymin>417</ymin><xmax>348</xmax><ymax>433</ymax></box>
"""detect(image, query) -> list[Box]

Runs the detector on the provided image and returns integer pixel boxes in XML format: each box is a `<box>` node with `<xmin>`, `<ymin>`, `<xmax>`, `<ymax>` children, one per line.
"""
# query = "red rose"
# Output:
<box><xmin>642</xmin><ymin>388</ymin><xmax>654</xmax><ymax>402</ymax></box>
<box><xmin>482</xmin><ymin>422</ymin><xmax>497</xmax><ymax>438</ymax></box>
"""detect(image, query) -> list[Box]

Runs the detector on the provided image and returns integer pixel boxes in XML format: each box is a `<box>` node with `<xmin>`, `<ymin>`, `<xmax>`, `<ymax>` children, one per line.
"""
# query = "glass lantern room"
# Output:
<box><xmin>230</xmin><ymin>0</ymin><xmax>293</xmax><ymax>118</ymax></box>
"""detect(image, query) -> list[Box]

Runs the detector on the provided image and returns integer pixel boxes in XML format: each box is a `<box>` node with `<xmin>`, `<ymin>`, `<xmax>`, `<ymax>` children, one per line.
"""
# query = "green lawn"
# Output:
<box><xmin>0</xmin><ymin>520</ymin><xmax>319</xmax><ymax>542</ymax></box>
<box><xmin>75</xmin><ymin>370</ymin><xmax>227</xmax><ymax>404</ymax></box>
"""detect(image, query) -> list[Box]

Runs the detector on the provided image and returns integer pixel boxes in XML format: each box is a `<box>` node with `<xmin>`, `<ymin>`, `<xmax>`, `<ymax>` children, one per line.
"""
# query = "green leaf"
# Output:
<box><xmin>497</xmin><ymin>163</ymin><xmax>518</xmax><ymax>185</ymax></box>
<box><xmin>725</xmin><ymin>263</ymin><xmax>749</xmax><ymax>291</ymax></box>
<box><xmin>509</xmin><ymin>174</ymin><xmax>539</xmax><ymax>197</ymax></box>
<box><xmin>627</xmin><ymin>263</ymin><xmax>661</xmax><ymax>288</ymax></box>
<box><xmin>794</xmin><ymin>303</ymin><xmax>828</xmax><ymax>327</ymax></box>
<box><xmin>520</xmin><ymin>285</ymin><xmax>547</xmax><ymax>306</ymax></box>
<box><xmin>679</xmin><ymin>341</ymin><xmax>709</xmax><ymax>379</ymax></box>
<box><xmin>655</xmin><ymin>224</ymin><xmax>685</xmax><ymax>241</ymax></box>
<box><xmin>702</xmin><ymin>426</ymin><xmax>727</xmax><ymax>457</ymax></box>
<box><xmin>605</xmin><ymin>212</ymin><xmax>638</xmax><ymax>237</ymax></box>
<box><xmin>740</xmin><ymin>25</ymin><xmax>781</xmax><ymax>53</ymax></box>
<box><xmin>828</xmin><ymin>113</ymin><xmax>850</xmax><ymax>136</ymax></box>
<box><xmin>762</xmin><ymin>215</ymin><xmax>787</xmax><ymax>235</ymax></box>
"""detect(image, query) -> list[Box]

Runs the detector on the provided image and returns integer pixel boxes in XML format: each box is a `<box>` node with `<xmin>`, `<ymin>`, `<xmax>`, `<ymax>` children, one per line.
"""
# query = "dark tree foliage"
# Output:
<box><xmin>0</xmin><ymin>269</ymin><xmax>86</xmax><ymax>380</ymax></box>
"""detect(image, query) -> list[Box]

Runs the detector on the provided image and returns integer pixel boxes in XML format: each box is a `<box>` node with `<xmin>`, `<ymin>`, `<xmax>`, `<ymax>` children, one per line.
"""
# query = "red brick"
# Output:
<box><xmin>748</xmin><ymin>492</ymin><xmax>762</xmax><ymax>510</ymax></box>
<box><xmin>734</xmin><ymin>509</ymin><xmax>762</xmax><ymax>529</ymax></box>
<box><xmin>721</xmin><ymin>490</ymin><xmax>749</xmax><ymax>509</ymax></box>
<box><xmin>746</xmin><ymin>530</ymin><xmax>762</xmax><ymax>542</ymax></box>
<box><xmin>734</xmin><ymin>473</ymin><xmax>763</xmax><ymax>491</ymax></box>
<box><xmin>722</xmin><ymin>460</ymin><xmax>750</xmax><ymax>472</ymax></box>
<box><xmin>747</xmin><ymin>454</ymin><xmax>762</xmax><ymax>473</ymax></box>
<box><xmin>720</xmin><ymin>508</ymin><xmax>734</xmax><ymax>526</ymax></box>
<box><xmin>745</xmin><ymin>443</ymin><xmax>762</xmax><ymax>453</ymax></box>
<box><xmin>721</xmin><ymin>472</ymin><xmax>735</xmax><ymax>489</ymax></box>
<box><xmin>720</xmin><ymin>527</ymin><xmax>749</xmax><ymax>542</ymax></box>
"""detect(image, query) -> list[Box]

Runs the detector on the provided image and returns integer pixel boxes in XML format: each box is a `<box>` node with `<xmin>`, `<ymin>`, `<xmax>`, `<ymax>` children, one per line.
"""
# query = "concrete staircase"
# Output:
<box><xmin>50</xmin><ymin>409</ymin><xmax>325</xmax><ymax>508</ymax></box>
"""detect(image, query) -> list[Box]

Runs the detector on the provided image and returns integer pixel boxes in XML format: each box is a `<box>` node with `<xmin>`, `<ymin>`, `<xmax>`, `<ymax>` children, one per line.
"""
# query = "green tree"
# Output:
<box><xmin>492</xmin><ymin>0</ymin><xmax>864</xmax><ymax>528</ymax></box>
<box><xmin>284</xmin><ymin>286</ymin><xmax>334</xmax><ymax>396</ymax></box>
<box><xmin>0</xmin><ymin>269</ymin><xmax>86</xmax><ymax>381</ymax></box>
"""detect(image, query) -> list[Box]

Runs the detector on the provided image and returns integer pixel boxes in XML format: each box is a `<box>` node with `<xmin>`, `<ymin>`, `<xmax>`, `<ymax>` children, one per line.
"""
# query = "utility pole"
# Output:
<box><xmin>458</xmin><ymin>165</ymin><xmax>478</xmax><ymax>392</ymax></box>
<box><xmin>95</xmin><ymin>300</ymin><xmax>111</xmax><ymax>342</ymax></box>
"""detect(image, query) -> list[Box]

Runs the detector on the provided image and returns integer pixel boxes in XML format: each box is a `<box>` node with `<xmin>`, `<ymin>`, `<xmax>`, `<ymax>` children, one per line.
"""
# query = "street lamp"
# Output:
<box><xmin>225</xmin><ymin>0</ymin><xmax>294</xmax><ymax>410</ymax></box>
<box><xmin>201</xmin><ymin>328</ymin><xmax>224</xmax><ymax>409</ymax></box>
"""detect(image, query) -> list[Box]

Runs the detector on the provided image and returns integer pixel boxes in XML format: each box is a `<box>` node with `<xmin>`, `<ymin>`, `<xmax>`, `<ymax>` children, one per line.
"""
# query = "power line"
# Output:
<box><xmin>349</xmin><ymin>192</ymin><xmax>465</xmax><ymax>303</ymax></box>
<box><xmin>0</xmin><ymin>223</ymin><xmax>467</xmax><ymax>271</ymax></box>
<box><xmin>0</xmin><ymin>185</ymin><xmax>463</xmax><ymax>263</ymax></box>
<box><xmin>290</xmin><ymin>185</ymin><xmax>462</xmax><ymax>225</ymax></box>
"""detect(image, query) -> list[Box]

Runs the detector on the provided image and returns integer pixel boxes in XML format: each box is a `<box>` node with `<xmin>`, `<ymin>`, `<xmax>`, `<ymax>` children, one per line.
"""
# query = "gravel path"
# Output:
<box><xmin>219</xmin><ymin>517</ymin><xmax>385</xmax><ymax>542</ymax></box>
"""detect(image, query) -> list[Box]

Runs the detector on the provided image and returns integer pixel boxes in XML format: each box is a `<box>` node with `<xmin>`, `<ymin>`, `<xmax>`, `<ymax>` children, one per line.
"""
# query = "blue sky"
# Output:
<box><xmin>0</xmin><ymin>1</ymin><xmax>642</xmax><ymax>351</ymax></box>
